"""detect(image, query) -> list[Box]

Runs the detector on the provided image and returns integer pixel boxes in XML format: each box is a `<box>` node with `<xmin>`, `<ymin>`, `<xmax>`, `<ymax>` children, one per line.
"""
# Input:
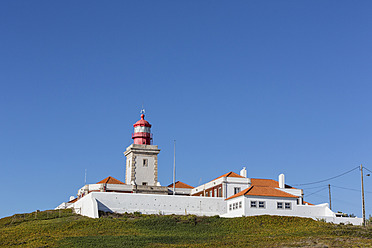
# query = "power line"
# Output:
<box><xmin>305</xmin><ymin>190</ymin><xmax>361</xmax><ymax>209</ymax></box>
<box><xmin>332</xmin><ymin>185</ymin><xmax>359</xmax><ymax>192</ymax></box>
<box><xmin>306</xmin><ymin>187</ymin><xmax>328</xmax><ymax>197</ymax></box>
<box><xmin>364</xmin><ymin>166</ymin><xmax>372</xmax><ymax>174</ymax></box>
<box><xmin>305</xmin><ymin>192</ymin><xmax>327</xmax><ymax>200</ymax></box>
<box><xmin>301</xmin><ymin>185</ymin><xmax>328</xmax><ymax>190</ymax></box>
<box><xmin>292</xmin><ymin>166</ymin><xmax>359</xmax><ymax>186</ymax></box>
<box><xmin>330</xmin><ymin>196</ymin><xmax>362</xmax><ymax>209</ymax></box>
<box><xmin>331</xmin><ymin>184</ymin><xmax>372</xmax><ymax>194</ymax></box>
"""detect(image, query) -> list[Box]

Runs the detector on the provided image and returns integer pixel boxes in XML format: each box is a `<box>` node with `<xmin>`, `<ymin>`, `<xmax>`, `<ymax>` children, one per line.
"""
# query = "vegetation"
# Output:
<box><xmin>0</xmin><ymin>209</ymin><xmax>371</xmax><ymax>247</ymax></box>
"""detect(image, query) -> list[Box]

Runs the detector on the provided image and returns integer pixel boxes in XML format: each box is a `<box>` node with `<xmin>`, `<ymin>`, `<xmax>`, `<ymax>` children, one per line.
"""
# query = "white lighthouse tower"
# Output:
<box><xmin>124</xmin><ymin>113</ymin><xmax>165</xmax><ymax>193</ymax></box>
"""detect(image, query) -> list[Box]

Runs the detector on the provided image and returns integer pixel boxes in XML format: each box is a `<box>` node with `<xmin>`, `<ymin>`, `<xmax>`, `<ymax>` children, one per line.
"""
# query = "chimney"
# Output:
<box><xmin>240</xmin><ymin>167</ymin><xmax>247</xmax><ymax>178</ymax></box>
<box><xmin>279</xmin><ymin>174</ymin><xmax>285</xmax><ymax>188</ymax></box>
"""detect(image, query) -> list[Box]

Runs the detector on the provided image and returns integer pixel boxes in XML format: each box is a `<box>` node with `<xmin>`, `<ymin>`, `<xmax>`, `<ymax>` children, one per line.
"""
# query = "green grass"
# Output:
<box><xmin>0</xmin><ymin>210</ymin><xmax>371</xmax><ymax>247</ymax></box>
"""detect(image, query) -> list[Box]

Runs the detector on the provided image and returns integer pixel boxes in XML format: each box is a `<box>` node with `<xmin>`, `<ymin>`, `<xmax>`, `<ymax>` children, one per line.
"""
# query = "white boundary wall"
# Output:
<box><xmin>70</xmin><ymin>192</ymin><xmax>362</xmax><ymax>225</ymax></box>
<box><xmin>72</xmin><ymin>192</ymin><xmax>226</xmax><ymax>218</ymax></box>
<box><xmin>222</xmin><ymin>195</ymin><xmax>363</xmax><ymax>225</ymax></box>
<box><xmin>73</xmin><ymin>193</ymin><xmax>99</xmax><ymax>218</ymax></box>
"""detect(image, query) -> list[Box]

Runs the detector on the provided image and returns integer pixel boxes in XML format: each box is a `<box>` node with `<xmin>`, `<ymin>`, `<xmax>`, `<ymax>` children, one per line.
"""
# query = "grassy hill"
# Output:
<box><xmin>0</xmin><ymin>209</ymin><xmax>371</xmax><ymax>247</ymax></box>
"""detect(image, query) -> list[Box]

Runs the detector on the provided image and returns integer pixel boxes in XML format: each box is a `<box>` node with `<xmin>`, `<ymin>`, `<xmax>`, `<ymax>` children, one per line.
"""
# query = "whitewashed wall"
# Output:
<box><xmin>296</xmin><ymin>203</ymin><xmax>333</xmax><ymax>217</ymax></box>
<box><xmin>224</xmin><ymin>196</ymin><xmax>245</xmax><ymax>217</ymax></box>
<box><xmin>225</xmin><ymin>181</ymin><xmax>250</xmax><ymax>199</ymax></box>
<box><xmin>126</xmin><ymin>157</ymin><xmax>132</xmax><ymax>185</ymax></box>
<box><xmin>70</xmin><ymin>192</ymin><xmax>362</xmax><ymax>225</ymax></box>
<box><xmin>222</xmin><ymin>195</ymin><xmax>363</xmax><ymax>225</ymax></box>
<box><xmin>73</xmin><ymin>192</ymin><xmax>226</xmax><ymax>218</ymax></box>
<box><xmin>223</xmin><ymin>195</ymin><xmax>298</xmax><ymax>217</ymax></box>
<box><xmin>245</xmin><ymin>195</ymin><xmax>298</xmax><ymax>217</ymax></box>
<box><xmin>73</xmin><ymin>193</ymin><xmax>99</xmax><ymax>218</ymax></box>
<box><xmin>77</xmin><ymin>184</ymin><xmax>133</xmax><ymax>197</ymax></box>
<box><xmin>191</xmin><ymin>176</ymin><xmax>250</xmax><ymax>199</ymax></box>
<box><xmin>277</xmin><ymin>188</ymin><xmax>303</xmax><ymax>197</ymax></box>
<box><xmin>133</xmin><ymin>155</ymin><xmax>157</xmax><ymax>185</ymax></box>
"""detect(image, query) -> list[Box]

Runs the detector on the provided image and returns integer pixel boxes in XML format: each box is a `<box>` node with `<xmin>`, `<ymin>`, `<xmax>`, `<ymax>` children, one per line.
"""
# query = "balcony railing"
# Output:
<box><xmin>132</xmin><ymin>132</ymin><xmax>153</xmax><ymax>139</ymax></box>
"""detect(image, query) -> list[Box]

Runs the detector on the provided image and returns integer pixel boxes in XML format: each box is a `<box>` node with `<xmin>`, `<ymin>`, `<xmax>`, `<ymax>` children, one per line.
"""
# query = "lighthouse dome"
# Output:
<box><xmin>133</xmin><ymin>114</ymin><xmax>152</xmax><ymax>128</ymax></box>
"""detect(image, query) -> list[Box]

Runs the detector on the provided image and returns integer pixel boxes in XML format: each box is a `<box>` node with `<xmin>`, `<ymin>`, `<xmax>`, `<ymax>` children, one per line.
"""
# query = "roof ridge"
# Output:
<box><xmin>226</xmin><ymin>185</ymin><xmax>298</xmax><ymax>201</ymax></box>
<box><xmin>168</xmin><ymin>181</ymin><xmax>194</xmax><ymax>189</ymax></box>
<box><xmin>251</xmin><ymin>178</ymin><xmax>277</xmax><ymax>181</ymax></box>
<box><xmin>243</xmin><ymin>186</ymin><xmax>254</xmax><ymax>195</ymax></box>
<box><xmin>97</xmin><ymin>176</ymin><xmax>125</xmax><ymax>185</ymax></box>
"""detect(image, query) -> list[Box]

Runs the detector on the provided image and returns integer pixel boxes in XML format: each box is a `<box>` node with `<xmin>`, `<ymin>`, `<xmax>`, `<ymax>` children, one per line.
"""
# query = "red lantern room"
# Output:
<box><xmin>132</xmin><ymin>114</ymin><xmax>153</xmax><ymax>145</ymax></box>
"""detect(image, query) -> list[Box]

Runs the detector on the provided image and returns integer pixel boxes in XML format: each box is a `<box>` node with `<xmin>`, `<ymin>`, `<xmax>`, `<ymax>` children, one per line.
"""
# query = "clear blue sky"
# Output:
<box><xmin>1</xmin><ymin>1</ymin><xmax>371</xmax><ymax>219</ymax></box>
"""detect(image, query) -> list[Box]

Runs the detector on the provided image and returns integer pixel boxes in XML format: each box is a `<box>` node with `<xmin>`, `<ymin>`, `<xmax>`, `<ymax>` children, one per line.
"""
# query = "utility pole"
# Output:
<box><xmin>361</xmin><ymin>164</ymin><xmax>366</xmax><ymax>226</ymax></box>
<box><xmin>173</xmin><ymin>140</ymin><xmax>176</xmax><ymax>195</ymax></box>
<box><xmin>328</xmin><ymin>184</ymin><xmax>332</xmax><ymax>210</ymax></box>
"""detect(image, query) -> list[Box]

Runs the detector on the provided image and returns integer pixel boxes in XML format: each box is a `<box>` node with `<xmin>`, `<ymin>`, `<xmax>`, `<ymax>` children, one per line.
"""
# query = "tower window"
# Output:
<box><xmin>143</xmin><ymin>159</ymin><xmax>148</xmax><ymax>167</ymax></box>
<box><xmin>234</xmin><ymin>187</ymin><xmax>241</xmax><ymax>195</ymax></box>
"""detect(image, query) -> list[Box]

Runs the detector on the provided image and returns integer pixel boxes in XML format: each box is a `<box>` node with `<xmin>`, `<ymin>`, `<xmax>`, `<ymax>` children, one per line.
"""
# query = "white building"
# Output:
<box><xmin>56</xmin><ymin>113</ymin><xmax>363</xmax><ymax>225</ymax></box>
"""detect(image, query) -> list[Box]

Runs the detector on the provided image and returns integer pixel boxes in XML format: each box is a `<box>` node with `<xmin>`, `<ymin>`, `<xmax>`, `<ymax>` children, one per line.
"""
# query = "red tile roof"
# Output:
<box><xmin>226</xmin><ymin>186</ymin><xmax>298</xmax><ymax>201</ymax></box>
<box><xmin>303</xmin><ymin>200</ymin><xmax>314</xmax><ymax>206</ymax></box>
<box><xmin>251</xmin><ymin>178</ymin><xmax>295</xmax><ymax>189</ymax></box>
<box><xmin>215</xmin><ymin>171</ymin><xmax>244</xmax><ymax>180</ymax></box>
<box><xmin>68</xmin><ymin>198</ymin><xmax>78</xmax><ymax>203</ymax></box>
<box><xmin>168</xmin><ymin>181</ymin><xmax>194</xmax><ymax>189</ymax></box>
<box><xmin>97</xmin><ymin>176</ymin><xmax>125</xmax><ymax>185</ymax></box>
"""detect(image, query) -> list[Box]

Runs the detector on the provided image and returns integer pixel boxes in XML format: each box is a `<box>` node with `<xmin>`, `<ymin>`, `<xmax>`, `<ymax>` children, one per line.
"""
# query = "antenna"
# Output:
<box><xmin>173</xmin><ymin>140</ymin><xmax>176</xmax><ymax>195</ymax></box>
<box><xmin>140</xmin><ymin>103</ymin><xmax>145</xmax><ymax>114</ymax></box>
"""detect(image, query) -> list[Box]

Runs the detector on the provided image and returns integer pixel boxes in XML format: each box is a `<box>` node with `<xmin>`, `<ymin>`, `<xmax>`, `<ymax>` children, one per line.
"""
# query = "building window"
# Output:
<box><xmin>277</xmin><ymin>202</ymin><xmax>283</xmax><ymax>209</ymax></box>
<box><xmin>259</xmin><ymin>201</ymin><xmax>265</xmax><ymax>208</ymax></box>
<box><xmin>205</xmin><ymin>191</ymin><xmax>209</xmax><ymax>197</ymax></box>
<box><xmin>250</xmin><ymin>201</ymin><xmax>257</xmax><ymax>208</ymax></box>
<box><xmin>285</xmin><ymin>202</ymin><xmax>291</xmax><ymax>209</ymax></box>
<box><xmin>142</xmin><ymin>182</ymin><xmax>147</xmax><ymax>186</ymax></box>
<box><xmin>143</xmin><ymin>159</ymin><xmax>148</xmax><ymax>167</ymax></box>
<box><xmin>230</xmin><ymin>202</ymin><xmax>242</xmax><ymax>211</ymax></box>
<box><xmin>218</xmin><ymin>187</ymin><xmax>222</xmax><ymax>197</ymax></box>
<box><xmin>234</xmin><ymin>187</ymin><xmax>241</xmax><ymax>195</ymax></box>
<box><xmin>214</xmin><ymin>189</ymin><xmax>217</xmax><ymax>197</ymax></box>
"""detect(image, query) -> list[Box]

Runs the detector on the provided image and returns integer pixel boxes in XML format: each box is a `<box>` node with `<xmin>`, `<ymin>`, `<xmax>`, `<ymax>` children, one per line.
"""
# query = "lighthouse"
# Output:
<box><xmin>124</xmin><ymin>113</ymin><xmax>162</xmax><ymax>189</ymax></box>
<box><xmin>132</xmin><ymin>114</ymin><xmax>152</xmax><ymax>145</ymax></box>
